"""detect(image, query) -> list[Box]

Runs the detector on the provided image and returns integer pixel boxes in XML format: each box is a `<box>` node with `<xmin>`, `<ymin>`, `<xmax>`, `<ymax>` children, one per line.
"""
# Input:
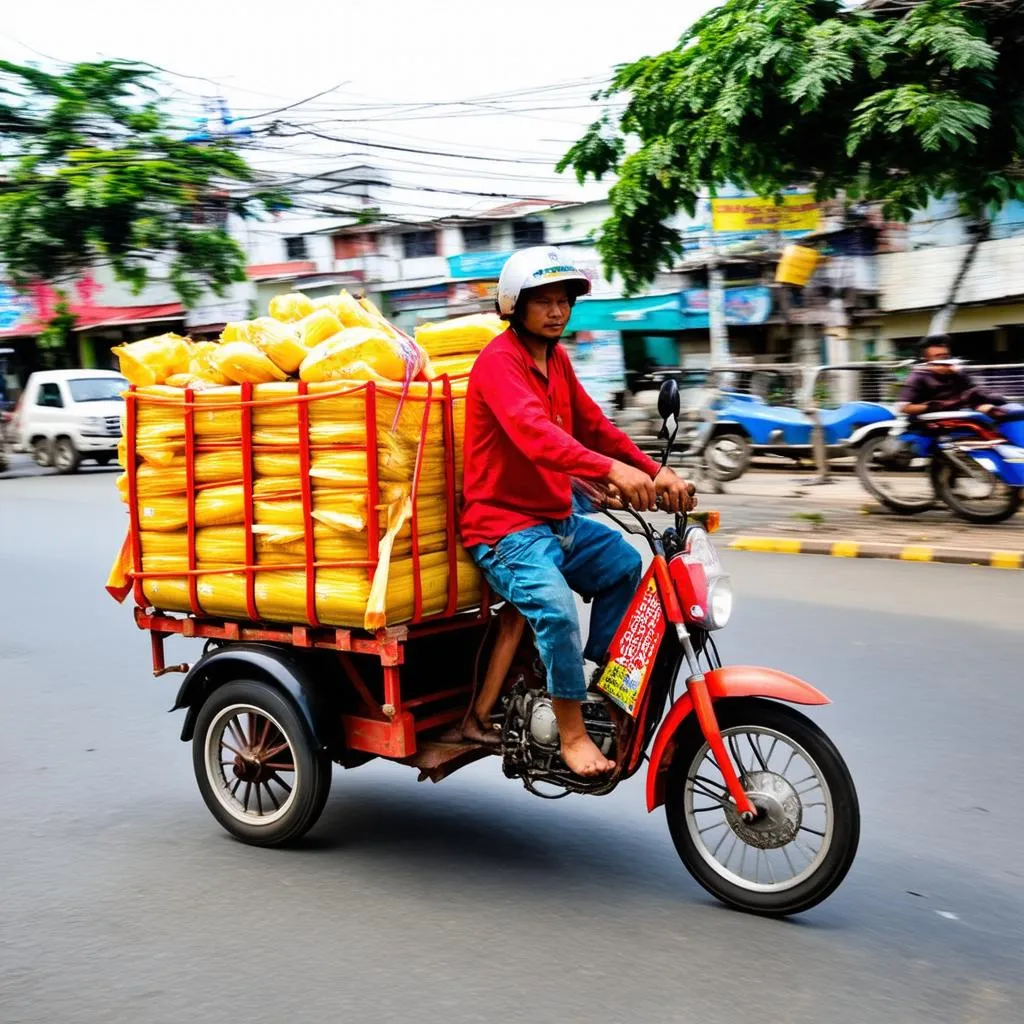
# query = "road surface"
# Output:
<box><xmin>1</xmin><ymin>464</ymin><xmax>1021</xmax><ymax>1024</ymax></box>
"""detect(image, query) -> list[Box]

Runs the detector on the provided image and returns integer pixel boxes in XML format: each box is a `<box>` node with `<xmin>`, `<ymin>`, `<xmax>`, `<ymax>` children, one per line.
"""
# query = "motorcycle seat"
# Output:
<box><xmin>915</xmin><ymin>410</ymin><xmax>985</xmax><ymax>425</ymax></box>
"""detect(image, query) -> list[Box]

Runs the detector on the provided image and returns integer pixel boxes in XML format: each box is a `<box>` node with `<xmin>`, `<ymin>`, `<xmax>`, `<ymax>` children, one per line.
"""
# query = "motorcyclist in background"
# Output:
<box><xmin>899</xmin><ymin>335</ymin><xmax>1008</xmax><ymax>417</ymax></box>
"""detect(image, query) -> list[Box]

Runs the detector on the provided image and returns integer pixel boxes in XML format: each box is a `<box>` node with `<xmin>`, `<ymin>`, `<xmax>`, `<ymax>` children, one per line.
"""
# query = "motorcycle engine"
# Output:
<box><xmin>502</xmin><ymin>682</ymin><xmax>618</xmax><ymax>795</ymax></box>
<box><xmin>878</xmin><ymin>436</ymin><xmax>916</xmax><ymax>469</ymax></box>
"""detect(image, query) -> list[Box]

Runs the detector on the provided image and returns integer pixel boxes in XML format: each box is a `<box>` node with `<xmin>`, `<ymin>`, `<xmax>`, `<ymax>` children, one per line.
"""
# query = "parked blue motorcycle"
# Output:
<box><xmin>856</xmin><ymin>404</ymin><xmax>1024</xmax><ymax>523</ymax></box>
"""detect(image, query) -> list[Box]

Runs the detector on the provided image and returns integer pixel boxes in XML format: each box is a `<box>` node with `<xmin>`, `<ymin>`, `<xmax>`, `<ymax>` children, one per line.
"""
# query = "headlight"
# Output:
<box><xmin>683</xmin><ymin>526</ymin><xmax>722</xmax><ymax>573</ymax></box>
<box><xmin>684</xmin><ymin>526</ymin><xmax>733</xmax><ymax>629</ymax></box>
<box><xmin>706</xmin><ymin>575</ymin><xmax>733</xmax><ymax>630</ymax></box>
<box><xmin>82</xmin><ymin>416</ymin><xmax>104</xmax><ymax>430</ymax></box>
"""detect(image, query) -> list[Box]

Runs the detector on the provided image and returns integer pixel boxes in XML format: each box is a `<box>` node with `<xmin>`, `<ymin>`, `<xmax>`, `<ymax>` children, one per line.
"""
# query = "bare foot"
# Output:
<box><xmin>560</xmin><ymin>732</ymin><xmax>616</xmax><ymax>777</ymax></box>
<box><xmin>461</xmin><ymin>711</ymin><xmax>500</xmax><ymax>747</ymax></box>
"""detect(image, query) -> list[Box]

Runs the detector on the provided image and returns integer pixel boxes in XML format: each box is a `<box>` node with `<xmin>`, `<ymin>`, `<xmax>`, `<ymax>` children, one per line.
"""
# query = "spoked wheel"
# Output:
<box><xmin>932</xmin><ymin>458</ymin><xmax>1022</xmax><ymax>524</ymax></box>
<box><xmin>855</xmin><ymin>435</ymin><xmax>935</xmax><ymax>514</ymax></box>
<box><xmin>704</xmin><ymin>433</ymin><xmax>751</xmax><ymax>482</ymax></box>
<box><xmin>192</xmin><ymin>679</ymin><xmax>331</xmax><ymax>846</ymax></box>
<box><xmin>665</xmin><ymin>698</ymin><xmax>859</xmax><ymax>916</ymax></box>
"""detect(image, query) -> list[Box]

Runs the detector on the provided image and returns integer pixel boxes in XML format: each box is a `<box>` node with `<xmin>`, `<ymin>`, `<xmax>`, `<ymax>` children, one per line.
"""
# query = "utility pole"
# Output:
<box><xmin>706</xmin><ymin>215</ymin><xmax>730</xmax><ymax>364</ymax></box>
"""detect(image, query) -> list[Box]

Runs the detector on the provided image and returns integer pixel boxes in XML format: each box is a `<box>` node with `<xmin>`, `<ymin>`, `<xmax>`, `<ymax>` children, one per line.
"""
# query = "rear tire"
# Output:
<box><xmin>52</xmin><ymin>437</ymin><xmax>80</xmax><ymax>474</ymax></box>
<box><xmin>855</xmin><ymin>435</ymin><xmax>935</xmax><ymax>514</ymax></box>
<box><xmin>665</xmin><ymin>698</ymin><xmax>859</xmax><ymax>916</ymax></box>
<box><xmin>192</xmin><ymin>679</ymin><xmax>332</xmax><ymax>847</ymax></box>
<box><xmin>32</xmin><ymin>438</ymin><xmax>52</xmax><ymax>468</ymax></box>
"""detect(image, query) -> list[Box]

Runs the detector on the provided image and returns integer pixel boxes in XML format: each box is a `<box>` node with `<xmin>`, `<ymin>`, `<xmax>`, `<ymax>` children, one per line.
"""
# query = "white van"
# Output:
<box><xmin>12</xmin><ymin>369</ymin><xmax>127</xmax><ymax>473</ymax></box>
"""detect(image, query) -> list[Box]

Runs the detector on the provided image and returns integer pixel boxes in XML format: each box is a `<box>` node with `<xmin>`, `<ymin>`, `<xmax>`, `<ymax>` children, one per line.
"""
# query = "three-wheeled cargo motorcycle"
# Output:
<box><xmin>135</xmin><ymin>379</ymin><xmax>859</xmax><ymax>917</ymax></box>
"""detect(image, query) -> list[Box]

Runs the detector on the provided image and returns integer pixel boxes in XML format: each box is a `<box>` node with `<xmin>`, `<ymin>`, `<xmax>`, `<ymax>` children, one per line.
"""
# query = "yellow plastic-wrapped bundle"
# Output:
<box><xmin>113</xmin><ymin>334</ymin><xmax>193</xmax><ymax>387</ymax></box>
<box><xmin>189</xmin><ymin>342</ymin><xmax>232</xmax><ymax>385</ymax></box>
<box><xmin>313</xmin><ymin>290</ymin><xmax>379</xmax><ymax>330</ymax></box>
<box><xmin>415</xmin><ymin>313</ymin><xmax>504</xmax><ymax>358</ymax></box>
<box><xmin>268</xmin><ymin>292</ymin><xmax>315</xmax><ymax>323</ymax></box>
<box><xmin>211</xmin><ymin>342</ymin><xmax>289</xmax><ymax>384</ymax></box>
<box><xmin>295</xmin><ymin>309</ymin><xmax>343</xmax><ymax>349</ymax></box>
<box><xmin>300</xmin><ymin>327</ymin><xmax>419</xmax><ymax>383</ymax></box>
<box><xmin>424</xmin><ymin>353</ymin><xmax>478</xmax><ymax>379</ymax></box>
<box><xmin>222</xmin><ymin>318</ymin><xmax>307</xmax><ymax>374</ymax></box>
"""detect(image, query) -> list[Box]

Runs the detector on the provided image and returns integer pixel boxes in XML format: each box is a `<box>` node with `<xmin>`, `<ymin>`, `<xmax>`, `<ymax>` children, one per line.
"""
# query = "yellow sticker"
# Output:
<box><xmin>598</xmin><ymin>659</ymin><xmax>644</xmax><ymax>715</ymax></box>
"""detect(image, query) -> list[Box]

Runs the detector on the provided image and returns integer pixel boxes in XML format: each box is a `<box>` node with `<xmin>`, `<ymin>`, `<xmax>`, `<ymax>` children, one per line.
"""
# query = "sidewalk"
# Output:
<box><xmin>692</xmin><ymin>467</ymin><xmax>1024</xmax><ymax>569</ymax></box>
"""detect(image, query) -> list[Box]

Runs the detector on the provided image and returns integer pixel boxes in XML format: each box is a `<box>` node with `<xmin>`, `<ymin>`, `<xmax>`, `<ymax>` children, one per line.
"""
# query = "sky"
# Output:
<box><xmin>2</xmin><ymin>0</ymin><xmax>717</xmax><ymax>221</ymax></box>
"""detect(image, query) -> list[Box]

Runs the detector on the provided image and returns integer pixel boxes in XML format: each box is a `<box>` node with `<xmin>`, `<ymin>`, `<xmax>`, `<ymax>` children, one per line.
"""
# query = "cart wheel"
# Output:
<box><xmin>192</xmin><ymin>679</ymin><xmax>332</xmax><ymax>847</ymax></box>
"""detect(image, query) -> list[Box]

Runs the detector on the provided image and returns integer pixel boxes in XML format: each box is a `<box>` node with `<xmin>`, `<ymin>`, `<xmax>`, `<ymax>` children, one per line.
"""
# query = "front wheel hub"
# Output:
<box><xmin>723</xmin><ymin>771</ymin><xmax>801</xmax><ymax>848</ymax></box>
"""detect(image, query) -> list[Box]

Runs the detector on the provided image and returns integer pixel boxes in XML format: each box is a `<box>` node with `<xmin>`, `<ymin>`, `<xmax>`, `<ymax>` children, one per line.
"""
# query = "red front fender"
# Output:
<box><xmin>645</xmin><ymin>665</ymin><xmax>830</xmax><ymax>812</ymax></box>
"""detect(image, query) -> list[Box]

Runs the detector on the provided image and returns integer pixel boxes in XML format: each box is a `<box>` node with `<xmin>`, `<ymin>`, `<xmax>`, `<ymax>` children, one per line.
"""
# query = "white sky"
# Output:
<box><xmin>2</xmin><ymin>0</ymin><xmax>715</xmax><ymax>219</ymax></box>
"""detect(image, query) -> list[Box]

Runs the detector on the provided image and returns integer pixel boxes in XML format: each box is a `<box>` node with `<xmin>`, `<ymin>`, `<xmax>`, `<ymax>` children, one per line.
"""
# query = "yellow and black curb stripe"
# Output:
<box><xmin>729</xmin><ymin>536</ymin><xmax>1023</xmax><ymax>570</ymax></box>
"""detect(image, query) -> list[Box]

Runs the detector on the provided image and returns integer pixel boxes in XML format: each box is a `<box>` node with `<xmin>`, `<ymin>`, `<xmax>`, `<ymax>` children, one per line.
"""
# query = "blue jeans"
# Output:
<box><xmin>468</xmin><ymin>515</ymin><xmax>643</xmax><ymax>701</ymax></box>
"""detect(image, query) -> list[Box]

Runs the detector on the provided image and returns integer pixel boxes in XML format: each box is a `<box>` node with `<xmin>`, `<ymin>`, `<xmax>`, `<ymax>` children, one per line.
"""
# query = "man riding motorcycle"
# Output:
<box><xmin>459</xmin><ymin>247</ymin><xmax>696</xmax><ymax>777</ymax></box>
<box><xmin>899</xmin><ymin>335</ymin><xmax>1008</xmax><ymax>417</ymax></box>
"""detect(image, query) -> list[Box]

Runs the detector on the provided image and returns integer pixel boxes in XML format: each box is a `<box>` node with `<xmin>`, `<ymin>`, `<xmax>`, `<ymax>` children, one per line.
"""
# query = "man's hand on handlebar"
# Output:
<box><xmin>607</xmin><ymin>460</ymin><xmax>658</xmax><ymax>512</ymax></box>
<box><xmin>654</xmin><ymin>465</ymin><xmax>698</xmax><ymax>514</ymax></box>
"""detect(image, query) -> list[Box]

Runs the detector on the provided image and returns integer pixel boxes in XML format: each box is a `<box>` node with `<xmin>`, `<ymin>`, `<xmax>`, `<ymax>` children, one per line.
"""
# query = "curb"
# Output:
<box><xmin>729</xmin><ymin>536</ymin><xmax>1023</xmax><ymax>570</ymax></box>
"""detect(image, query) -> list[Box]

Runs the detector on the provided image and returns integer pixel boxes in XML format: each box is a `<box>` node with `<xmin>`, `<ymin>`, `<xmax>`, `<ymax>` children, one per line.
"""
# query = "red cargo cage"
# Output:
<box><xmin>113</xmin><ymin>374</ymin><xmax>498</xmax><ymax>769</ymax></box>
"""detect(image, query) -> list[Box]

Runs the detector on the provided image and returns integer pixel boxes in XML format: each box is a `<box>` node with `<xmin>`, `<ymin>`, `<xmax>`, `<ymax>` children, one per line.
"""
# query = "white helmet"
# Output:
<box><xmin>495</xmin><ymin>246</ymin><xmax>591</xmax><ymax>318</ymax></box>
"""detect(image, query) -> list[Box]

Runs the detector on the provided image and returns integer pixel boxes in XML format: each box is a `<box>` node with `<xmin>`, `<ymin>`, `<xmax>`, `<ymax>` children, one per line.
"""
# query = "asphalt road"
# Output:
<box><xmin>1</xmin><ymin>463</ymin><xmax>1022</xmax><ymax>1024</ymax></box>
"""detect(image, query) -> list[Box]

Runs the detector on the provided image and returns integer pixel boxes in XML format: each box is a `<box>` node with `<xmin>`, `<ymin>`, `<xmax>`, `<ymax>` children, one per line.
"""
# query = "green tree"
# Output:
<box><xmin>560</xmin><ymin>0</ymin><xmax>1024</xmax><ymax>294</ymax></box>
<box><xmin>0</xmin><ymin>58</ymin><xmax>286</xmax><ymax>308</ymax></box>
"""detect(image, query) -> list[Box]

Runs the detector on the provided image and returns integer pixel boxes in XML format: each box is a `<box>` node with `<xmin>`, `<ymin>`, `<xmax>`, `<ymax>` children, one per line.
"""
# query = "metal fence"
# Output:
<box><xmin>611</xmin><ymin>358</ymin><xmax>1024</xmax><ymax>484</ymax></box>
<box><xmin>693</xmin><ymin>360</ymin><xmax>1024</xmax><ymax>484</ymax></box>
<box><xmin>803</xmin><ymin>360</ymin><xmax>1024</xmax><ymax>482</ymax></box>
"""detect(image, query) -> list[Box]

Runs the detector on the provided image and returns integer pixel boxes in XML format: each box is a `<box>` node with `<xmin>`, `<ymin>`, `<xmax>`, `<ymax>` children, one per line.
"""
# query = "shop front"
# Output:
<box><xmin>566</xmin><ymin>285</ymin><xmax>780</xmax><ymax>390</ymax></box>
<box><xmin>382</xmin><ymin>283</ymin><xmax>452</xmax><ymax>334</ymax></box>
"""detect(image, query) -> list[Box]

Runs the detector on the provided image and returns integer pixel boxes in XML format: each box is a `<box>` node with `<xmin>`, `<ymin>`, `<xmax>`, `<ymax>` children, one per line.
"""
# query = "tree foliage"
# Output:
<box><xmin>560</xmin><ymin>0</ymin><xmax>1024</xmax><ymax>292</ymax></box>
<box><xmin>0</xmin><ymin>59</ymin><xmax>287</xmax><ymax>307</ymax></box>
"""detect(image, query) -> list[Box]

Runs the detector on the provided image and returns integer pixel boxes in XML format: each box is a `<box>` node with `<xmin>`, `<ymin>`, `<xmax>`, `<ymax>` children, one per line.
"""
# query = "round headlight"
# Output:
<box><xmin>707</xmin><ymin>576</ymin><xmax>733</xmax><ymax>630</ymax></box>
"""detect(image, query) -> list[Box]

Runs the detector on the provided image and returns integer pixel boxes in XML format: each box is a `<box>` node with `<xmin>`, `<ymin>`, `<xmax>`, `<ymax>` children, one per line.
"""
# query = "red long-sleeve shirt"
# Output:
<box><xmin>460</xmin><ymin>329</ymin><xmax>661</xmax><ymax>547</ymax></box>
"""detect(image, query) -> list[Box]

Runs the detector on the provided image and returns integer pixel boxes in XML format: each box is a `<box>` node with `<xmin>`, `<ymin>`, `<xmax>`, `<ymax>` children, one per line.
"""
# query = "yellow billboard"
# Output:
<box><xmin>711</xmin><ymin>194</ymin><xmax>820</xmax><ymax>233</ymax></box>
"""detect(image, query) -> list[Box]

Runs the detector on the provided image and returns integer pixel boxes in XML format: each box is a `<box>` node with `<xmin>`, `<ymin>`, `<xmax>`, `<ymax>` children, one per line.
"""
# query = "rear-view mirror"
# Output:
<box><xmin>658</xmin><ymin>378</ymin><xmax>680</xmax><ymax>423</ymax></box>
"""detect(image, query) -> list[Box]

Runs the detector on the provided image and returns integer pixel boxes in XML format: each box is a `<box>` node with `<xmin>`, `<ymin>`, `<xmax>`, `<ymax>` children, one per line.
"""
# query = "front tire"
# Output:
<box><xmin>192</xmin><ymin>679</ymin><xmax>332</xmax><ymax>846</ymax></box>
<box><xmin>855</xmin><ymin>435</ymin><xmax>935</xmax><ymax>514</ymax></box>
<box><xmin>665</xmin><ymin>698</ymin><xmax>859</xmax><ymax>916</ymax></box>
<box><xmin>704</xmin><ymin>432</ymin><xmax>752</xmax><ymax>482</ymax></box>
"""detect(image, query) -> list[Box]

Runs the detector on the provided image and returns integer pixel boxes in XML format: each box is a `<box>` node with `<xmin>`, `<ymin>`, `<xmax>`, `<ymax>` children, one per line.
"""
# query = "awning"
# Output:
<box><xmin>74</xmin><ymin>303</ymin><xmax>185</xmax><ymax>331</ymax></box>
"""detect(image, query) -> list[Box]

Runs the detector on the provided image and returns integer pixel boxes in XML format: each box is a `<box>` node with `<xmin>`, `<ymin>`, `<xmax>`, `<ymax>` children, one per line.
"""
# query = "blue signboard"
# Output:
<box><xmin>680</xmin><ymin>286</ymin><xmax>773</xmax><ymax>326</ymax></box>
<box><xmin>568</xmin><ymin>293</ymin><xmax>687</xmax><ymax>333</ymax></box>
<box><xmin>447</xmin><ymin>251</ymin><xmax>513</xmax><ymax>280</ymax></box>
<box><xmin>0</xmin><ymin>283</ymin><xmax>34</xmax><ymax>332</ymax></box>
<box><xmin>567</xmin><ymin>286</ymin><xmax>773</xmax><ymax>333</ymax></box>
